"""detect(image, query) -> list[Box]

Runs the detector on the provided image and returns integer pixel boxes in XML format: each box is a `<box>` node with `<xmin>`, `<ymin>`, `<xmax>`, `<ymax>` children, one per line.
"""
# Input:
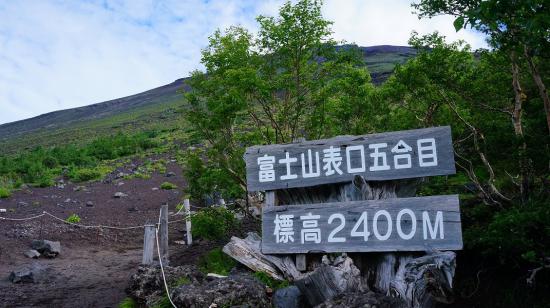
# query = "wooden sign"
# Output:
<box><xmin>244</xmin><ymin>126</ymin><xmax>455</xmax><ymax>191</ymax></box>
<box><xmin>261</xmin><ymin>195</ymin><xmax>462</xmax><ymax>254</ymax></box>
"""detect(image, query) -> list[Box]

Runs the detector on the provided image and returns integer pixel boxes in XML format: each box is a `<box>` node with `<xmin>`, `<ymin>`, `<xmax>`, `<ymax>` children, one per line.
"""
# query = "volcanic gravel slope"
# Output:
<box><xmin>0</xmin><ymin>156</ymin><xmax>224</xmax><ymax>308</ymax></box>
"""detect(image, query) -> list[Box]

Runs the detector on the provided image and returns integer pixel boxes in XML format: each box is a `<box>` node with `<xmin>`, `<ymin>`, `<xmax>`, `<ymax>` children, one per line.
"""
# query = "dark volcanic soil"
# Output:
<box><xmin>0</xmin><ymin>157</ymin><xmax>215</xmax><ymax>308</ymax></box>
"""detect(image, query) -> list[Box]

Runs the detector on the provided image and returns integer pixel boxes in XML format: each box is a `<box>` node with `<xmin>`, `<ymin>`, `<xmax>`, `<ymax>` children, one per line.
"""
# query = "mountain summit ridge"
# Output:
<box><xmin>0</xmin><ymin>45</ymin><xmax>416</xmax><ymax>153</ymax></box>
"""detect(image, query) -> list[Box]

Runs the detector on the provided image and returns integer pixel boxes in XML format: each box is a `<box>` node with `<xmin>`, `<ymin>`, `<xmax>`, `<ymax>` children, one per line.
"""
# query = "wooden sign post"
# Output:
<box><xmin>242</xmin><ymin>126</ymin><xmax>462</xmax><ymax>306</ymax></box>
<box><xmin>262</xmin><ymin>195</ymin><xmax>462</xmax><ymax>254</ymax></box>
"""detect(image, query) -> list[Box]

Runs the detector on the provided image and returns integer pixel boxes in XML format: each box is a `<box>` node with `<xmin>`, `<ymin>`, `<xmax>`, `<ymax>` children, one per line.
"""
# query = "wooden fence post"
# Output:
<box><xmin>184</xmin><ymin>199</ymin><xmax>192</xmax><ymax>245</ymax></box>
<box><xmin>159</xmin><ymin>204</ymin><xmax>169</xmax><ymax>265</ymax></box>
<box><xmin>142</xmin><ymin>225</ymin><xmax>155</xmax><ymax>265</ymax></box>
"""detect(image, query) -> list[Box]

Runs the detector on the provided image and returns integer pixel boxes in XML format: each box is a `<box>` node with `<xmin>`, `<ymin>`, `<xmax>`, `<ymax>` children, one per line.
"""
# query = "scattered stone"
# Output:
<box><xmin>86</xmin><ymin>201</ymin><xmax>94</xmax><ymax>207</ymax></box>
<box><xmin>273</xmin><ymin>286</ymin><xmax>305</xmax><ymax>308</ymax></box>
<box><xmin>24</xmin><ymin>250</ymin><xmax>41</xmax><ymax>259</ymax></box>
<box><xmin>9</xmin><ymin>269</ymin><xmax>35</xmax><ymax>283</ymax></box>
<box><xmin>127</xmin><ymin>265</ymin><xmax>204</xmax><ymax>306</ymax></box>
<box><xmin>31</xmin><ymin>240</ymin><xmax>61</xmax><ymax>258</ymax></box>
<box><xmin>316</xmin><ymin>291</ymin><xmax>407</xmax><ymax>308</ymax></box>
<box><xmin>113</xmin><ymin>192</ymin><xmax>128</xmax><ymax>198</ymax></box>
<box><xmin>17</xmin><ymin>201</ymin><xmax>28</xmax><ymax>207</ymax></box>
<box><xmin>116</xmin><ymin>172</ymin><xmax>126</xmax><ymax>179</ymax></box>
<box><xmin>165</xmin><ymin>171</ymin><xmax>176</xmax><ymax>177</ymax></box>
<box><xmin>73</xmin><ymin>186</ymin><xmax>85</xmax><ymax>192</ymax></box>
<box><xmin>117</xmin><ymin>182</ymin><xmax>125</xmax><ymax>186</ymax></box>
<box><xmin>171</xmin><ymin>270</ymin><xmax>270</xmax><ymax>308</ymax></box>
<box><xmin>9</xmin><ymin>264</ymin><xmax>47</xmax><ymax>284</ymax></box>
<box><xmin>206</xmin><ymin>273</ymin><xmax>227</xmax><ymax>279</ymax></box>
<box><xmin>64</xmin><ymin>198</ymin><xmax>71</xmax><ymax>203</ymax></box>
<box><xmin>151</xmin><ymin>187</ymin><xmax>159</xmax><ymax>191</ymax></box>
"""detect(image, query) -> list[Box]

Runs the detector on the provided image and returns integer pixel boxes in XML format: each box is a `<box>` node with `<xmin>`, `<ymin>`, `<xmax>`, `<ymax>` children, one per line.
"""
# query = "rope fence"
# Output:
<box><xmin>0</xmin><ymin>210</ymin><xmax>186</xmax><ymax>230</ymax></box>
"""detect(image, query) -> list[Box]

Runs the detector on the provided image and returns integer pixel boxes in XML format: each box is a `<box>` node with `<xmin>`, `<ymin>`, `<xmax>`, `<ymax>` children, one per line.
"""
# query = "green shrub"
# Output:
<box><xmin>66</xmin><ymin>214</ymin><xmax>81</xmax><ymax>223</ymax></box>
<box><xmin>160</xmin><ymin>181</ymin><xmax>177</xmax><ymax>190</ymax></box>
<box><xmin>0</xmin><ymin>187</ymin><xmax>11</xmax><ymax>198</ymax></box>
<box><xmin>117</xmin><ymin>297</ymin><xmax>136</xmax><ymax>308</ymax></box>
<box><xmin>191</xmin><ymin>207</ymin><xmax>238</xmax><ymax>240</ymax></box>
<box><xmin>198</xmin><ymin>248</ymin><xmax>236</xmax><ymax>275</ymax></box>
<box><xmin>68</xmin><ymin>167</ymin><xmax>102</xmax><ymax>182</ymax></box>
<box><xmin>254</xmin><ymin>271</ymin><xmax>290</xmax><ymax>290</ymax></box>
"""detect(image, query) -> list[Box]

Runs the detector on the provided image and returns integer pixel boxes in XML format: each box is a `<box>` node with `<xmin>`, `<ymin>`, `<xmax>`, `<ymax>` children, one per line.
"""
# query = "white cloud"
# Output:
<box><xmin>0</xmin><ymin>0</ymin><xmax>487</xmax><ymax>125</ymax></box>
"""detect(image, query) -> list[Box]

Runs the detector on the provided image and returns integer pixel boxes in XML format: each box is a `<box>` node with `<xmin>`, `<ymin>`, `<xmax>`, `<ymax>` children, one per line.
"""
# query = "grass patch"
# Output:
<box><xmin>254</xmin><ymin>271</ymin><xmax>290</xmax><ymax>290</ymax></box>
<box><xmin>66</xmin><ymin>214</ymin><xmax>81</xmax><ymax>223</ymax></box>
<box><xmin>160</xmin><ymin>182</ymin><xmax>177</xmax><ymax>190</ymax></box>
<box><xmin>0</xmin><ymin>187</ymin><xmax>11</xmax><ymax>198</ymax></box>
<box><xmin>198</xmin><ymin>248</ymin><xmax>236</xmax><ymax>276</ymax></box>
<box><xmin>118</xmin><ymin>297</ymin><xmax>136</xmax><ymax>308</ymax></box>
<box><xmin>68</xmin><ymin>167</ymin><xmax>103</xmax><ymax>182</ymax></box>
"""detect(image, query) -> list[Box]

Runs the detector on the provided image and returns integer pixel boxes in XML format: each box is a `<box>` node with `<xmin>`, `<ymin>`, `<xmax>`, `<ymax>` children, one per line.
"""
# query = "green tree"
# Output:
<box><xmin>184</xmin><ymin>0</ymin><xmax>370</xmax><ymax>201</ymax></box>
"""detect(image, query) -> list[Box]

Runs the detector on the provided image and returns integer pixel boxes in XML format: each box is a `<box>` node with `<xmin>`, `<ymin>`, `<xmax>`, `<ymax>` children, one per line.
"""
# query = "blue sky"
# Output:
<box><xmin>0</xmin><ymin>0</ymin><xmax>486</xmax><ymax>125</ymax></box>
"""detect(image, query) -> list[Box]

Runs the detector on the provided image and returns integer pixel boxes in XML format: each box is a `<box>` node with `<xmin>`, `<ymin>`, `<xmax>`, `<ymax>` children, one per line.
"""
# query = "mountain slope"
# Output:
<box><xmin>0</xmin><ymin>45</ymin><xmax>416</xmax><ymax>154</ymax></box>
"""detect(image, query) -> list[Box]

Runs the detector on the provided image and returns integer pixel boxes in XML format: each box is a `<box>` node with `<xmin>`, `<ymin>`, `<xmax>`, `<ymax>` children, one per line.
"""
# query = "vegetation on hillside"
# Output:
<box><xmin>181</xmin><ymin>0</ymin><xmax>550</xmax><ymax>306</ymax></box>
<box><xmin>0</xmin><ymin>131</ymin><xmax>159</xmax><ymax>193</ymax></box>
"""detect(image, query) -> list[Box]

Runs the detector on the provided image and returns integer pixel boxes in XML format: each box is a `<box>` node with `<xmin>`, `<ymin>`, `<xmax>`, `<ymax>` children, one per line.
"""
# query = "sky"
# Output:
<box><xmin>0</xmin><ymin>0</ymin><xmax>487</xmax><ymax>125</ymax></box>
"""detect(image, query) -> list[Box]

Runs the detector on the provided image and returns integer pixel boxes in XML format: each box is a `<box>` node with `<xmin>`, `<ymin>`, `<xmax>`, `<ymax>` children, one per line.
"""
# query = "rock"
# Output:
<box><xmin>127</xmin><ymin>265</ymin><xmax>205</xmax><ymax>306</ymax></box>
<box><xmin>114</xmin><ymin>192</ymin><xmax>128</xmax><ymax>198</ymax></box>
<box><xmin>73</xmin><ymin>186</ymin><xmax>85</xmax><ymax>192</ymax></box>
<box><xmin>17</xmin><ymin>201</ymin><xmax>28</xmax><ymax>207</ymax></box>
<box><xmin>64</xmin><ymin>198</ymin><xmax>71</xmax><ymax>203</ymax></box>
<box><xmin>273</xmin><ymin>286</ymin><xmax>305</xmax><ymax>308</ymax></box>
<box><xmin>171</xmin><ymin>271</ymin><xmax>270</xmax><ymax>308</ymax></box>
<box><xmin>116</xmin><ymin>172</ymin><xmax>126</xmax><ymax>179</ymax></box>
<box><xmin>24</xmin><ymin>250</ymin><xmax>40</xmax><ymax>259</ymax></box>
<box><xmin>9</xmin><ymin>264</ymin><xmax>47</xmax><ymax>284</ymax></box>
<box><xmin>165</xmin><ymin>171</ymin><xmax>176</xmax><ymax>177</ymax></box>
<box><xmin>206</xmin><ymin>273</ymin><xmax>228</xmax><ymax>279</ymax></box>
<box><xmin>86</xmin><ymin>201</ymin><xmax>94</xmax><ymax>207</ymax></box>
<box><xmin>117</xmin><ymin>182</ymin><xmax>125</xmax><ymax>186</ymax></box>
<box><xmin>9</xmin><ymin>269</ymin><xmax>34</xmax><ymax>283</ymax></box>
<box><xmin>295</xmin><ymin>253</ymin><xmax>363</xmax><ymax>306</ymax></box>
<box><xmin>316</xmin><ymin>291</ymin><xmax>406</xmax><ymax>308</ymax></box>
<box><xmin>31</xmin><ymin>240</ymin><xmax>61</xmax><ymax>258</ymax></box>
<box><xmin>152</xmin><ymin>187</ymin><xmax>159</xmax><ymax>191</ymax></box>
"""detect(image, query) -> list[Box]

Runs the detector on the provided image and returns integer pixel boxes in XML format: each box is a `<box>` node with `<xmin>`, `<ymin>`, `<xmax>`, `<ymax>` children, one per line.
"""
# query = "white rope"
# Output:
<box><xmin>156</xmin><ymin>209</ymin><xmax>178</xmax><ymax>308</ymax></box>
<box><xmin>0</xmin><ymin>211</ymin><xmax>185</xmax><ymax>230</ymax></box>
<box><xmin>0</xmin><ymin>213</ymin><xmax>45</xmax><ymax>221</ymax></box>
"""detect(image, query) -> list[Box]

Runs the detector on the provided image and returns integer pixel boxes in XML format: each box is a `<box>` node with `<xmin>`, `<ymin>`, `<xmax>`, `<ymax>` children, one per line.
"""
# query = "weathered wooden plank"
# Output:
<box><xmin>245</xmin><ymin>126</ymin><xmax>455</xmax><ymax>191</ymax></box>
<box><xmin>262</xmin><ymin>195</ymin><xmax>462</xmax><ymax>254</ymax></box>
<box><xmin>142</xmin><ymin>225</ymin><xmax>155</xmax><ymax>265</ymax></box>
<box><xmin>159</xmin><ymin>204</ymin><xmax>169</xmax><ymax>265</ymax></box>
<box><xmin>184</xmin><ymin>199</ymin><xmax>192</xmax><ymax>245</ymax></box>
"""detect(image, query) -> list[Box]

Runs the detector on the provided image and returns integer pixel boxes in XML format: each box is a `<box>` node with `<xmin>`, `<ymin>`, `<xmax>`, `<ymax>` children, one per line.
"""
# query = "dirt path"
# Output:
<box><xmin>0</xmin><ymin>156</ymin><xmax>196</xmax><ymax>307</ymax></box>
<box><xmin>0</xmin><ymin>246</ymin><xmax>142</xmax><ymax>308</ymax></box>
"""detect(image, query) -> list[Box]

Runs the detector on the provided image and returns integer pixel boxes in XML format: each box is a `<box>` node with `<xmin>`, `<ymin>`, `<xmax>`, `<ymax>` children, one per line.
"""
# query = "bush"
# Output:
<box><xmin>191</xmin><ymin>207</ymin><xmax>238</xmax><ymax>241</ymax></box>
<box><xmin>465</xmin><ymin>199</ymin><xmax>550</xmax><ymax>264</ymax></box>
<box><xmin>0</xmin><ymin>187</ymin><xmax>11</xmax><ymax>198</ymax></box>
<box><xmin>68</xmin><ymin>167</ymin><xmax>103</xmax><ymax>182</ymax></box>
<box><xmin>66</xmin><ymin>214</ymin><xmax>81</xmax><ymax>223</ymax></box>
<box><xmin>118</xmin><ymin>297</ymin><xmax>136</xmax><ymax>308</ymax></box>
<box><xmin>160</xmin><ymin>181</ymin><xmax>177</xmax><ymax>190</ymax></box>
<box><xmin>198</xmin><ymin>248</ymin><xmax>236</xmax><ymax>275</ymax></box>
<box><xmin>254</xmin><ymin>271</ymin><xmax>290</xmax><ymax>290</ymax></box>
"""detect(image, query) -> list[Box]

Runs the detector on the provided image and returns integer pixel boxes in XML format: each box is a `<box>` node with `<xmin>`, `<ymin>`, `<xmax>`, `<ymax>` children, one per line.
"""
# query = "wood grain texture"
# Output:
<box><xmin>262</xmin><ymin>195</ymin><xmax>462</xmax><ymax>254</ymax></box>
<box><xmin>142</xmin><ymin>225</ymin><xmax>155</xmax><ymax>265</ymax></box>
<box><xmin>245</xmin><ymin>126</ymin><xmax>455</xmax><ymax>191</ymax></box>
<box><xmin>159</xmin><ymin>204</ymin><xmax>169</xmax><ymax>265</ymax></box>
